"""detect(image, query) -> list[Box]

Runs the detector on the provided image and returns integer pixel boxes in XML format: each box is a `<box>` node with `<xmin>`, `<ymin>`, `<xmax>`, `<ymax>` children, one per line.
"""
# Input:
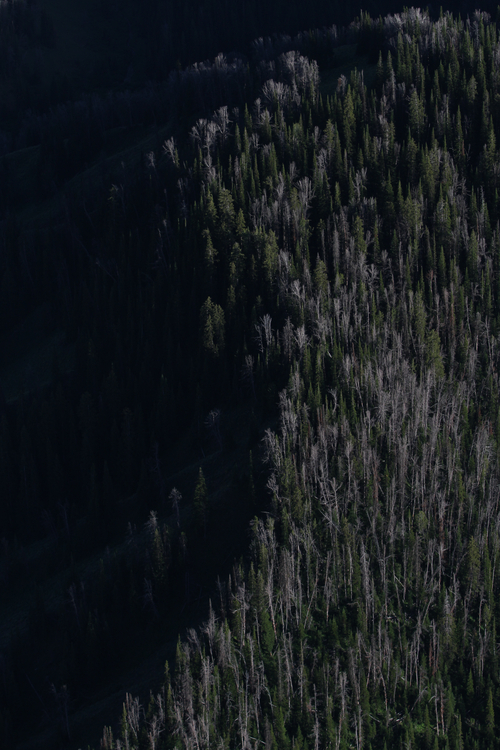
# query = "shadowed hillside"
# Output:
<box><xmin>2</xmin><ymin>4</ymin><xmax>500</xmax><ymax>750</ymax></box>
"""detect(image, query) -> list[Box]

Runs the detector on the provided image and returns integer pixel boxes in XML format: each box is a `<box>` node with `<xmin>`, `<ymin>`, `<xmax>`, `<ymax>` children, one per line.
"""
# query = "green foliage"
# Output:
<box><xmin>425</xmin><ymin>329</ymin><xmax>445</xmax><ymax>378</ymax></box>
<box><xmin>200</xmin><ymin>298</ymin><xmax>225</xmax><ymax>357</ymax></box>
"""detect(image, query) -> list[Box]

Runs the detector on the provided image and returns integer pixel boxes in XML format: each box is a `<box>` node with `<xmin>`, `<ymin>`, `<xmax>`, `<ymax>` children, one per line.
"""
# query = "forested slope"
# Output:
<box><xmin>2</xmin><ymin>5</ymin><xmax>500</xmax><ymax>750</ymax></box>
<box><xmin>89</xmin><ymin>7</ymin><xmax>500</xmax><ymax>750</ymax></box>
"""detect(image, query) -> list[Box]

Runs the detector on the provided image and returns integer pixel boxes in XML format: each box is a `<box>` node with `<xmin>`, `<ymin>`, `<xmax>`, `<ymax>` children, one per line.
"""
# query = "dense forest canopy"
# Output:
<box><xmin>2</xmin><ymin>2</ymin><xmax>500</xmax><ymax>750</ymax></box>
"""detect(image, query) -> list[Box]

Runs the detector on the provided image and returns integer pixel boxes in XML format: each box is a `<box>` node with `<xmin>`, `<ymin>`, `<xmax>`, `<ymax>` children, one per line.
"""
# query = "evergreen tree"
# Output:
<box><xmin>194</xmin><ymin>467</ymin><xmax>208</xmax><ymax>535</ymax></box>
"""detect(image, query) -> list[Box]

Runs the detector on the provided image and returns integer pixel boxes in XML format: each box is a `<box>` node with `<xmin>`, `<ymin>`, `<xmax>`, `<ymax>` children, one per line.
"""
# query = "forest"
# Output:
<box><xmin>2</xmin><ymin>1</ymin><xmax>500</xmax><ymax>749</ymax></box>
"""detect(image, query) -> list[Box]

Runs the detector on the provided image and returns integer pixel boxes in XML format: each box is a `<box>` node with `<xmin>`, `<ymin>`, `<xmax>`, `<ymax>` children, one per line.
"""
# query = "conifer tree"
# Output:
<box><xmin>194</xmin><ymin>467</ymin><xmax>208</xmax><ymax>535</ymax></box>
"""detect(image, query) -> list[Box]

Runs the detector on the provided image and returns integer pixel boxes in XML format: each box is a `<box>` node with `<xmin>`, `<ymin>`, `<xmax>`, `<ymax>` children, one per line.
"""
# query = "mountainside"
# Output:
<box><xmin>2</xmin><ymin>4</ymin><xmax>500</xmax><ymax>750</ymax></box>
<box><xmin>94</xmin><ymin>8</ymin><xmax>500</xmax><ymax>750</ymax></box>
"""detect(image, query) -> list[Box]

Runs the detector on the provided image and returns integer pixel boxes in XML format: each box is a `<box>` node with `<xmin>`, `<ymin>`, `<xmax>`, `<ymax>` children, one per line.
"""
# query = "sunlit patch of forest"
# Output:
<box><xmin>2</xmin><ymin>3</ymin><xmax>500</xmax><ymax>750</ymax></box>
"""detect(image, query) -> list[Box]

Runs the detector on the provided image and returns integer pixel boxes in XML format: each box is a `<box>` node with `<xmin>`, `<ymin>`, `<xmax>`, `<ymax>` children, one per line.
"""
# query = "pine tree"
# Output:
<box><xmin>466</xmin><ymin>669</ymin><xmax>475</xmax><ymax>705</ymax></box>
<box><xmin>194</xmin><ymin>467</ymin><xmax>208</xmax><ymax>535</ymax></box>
